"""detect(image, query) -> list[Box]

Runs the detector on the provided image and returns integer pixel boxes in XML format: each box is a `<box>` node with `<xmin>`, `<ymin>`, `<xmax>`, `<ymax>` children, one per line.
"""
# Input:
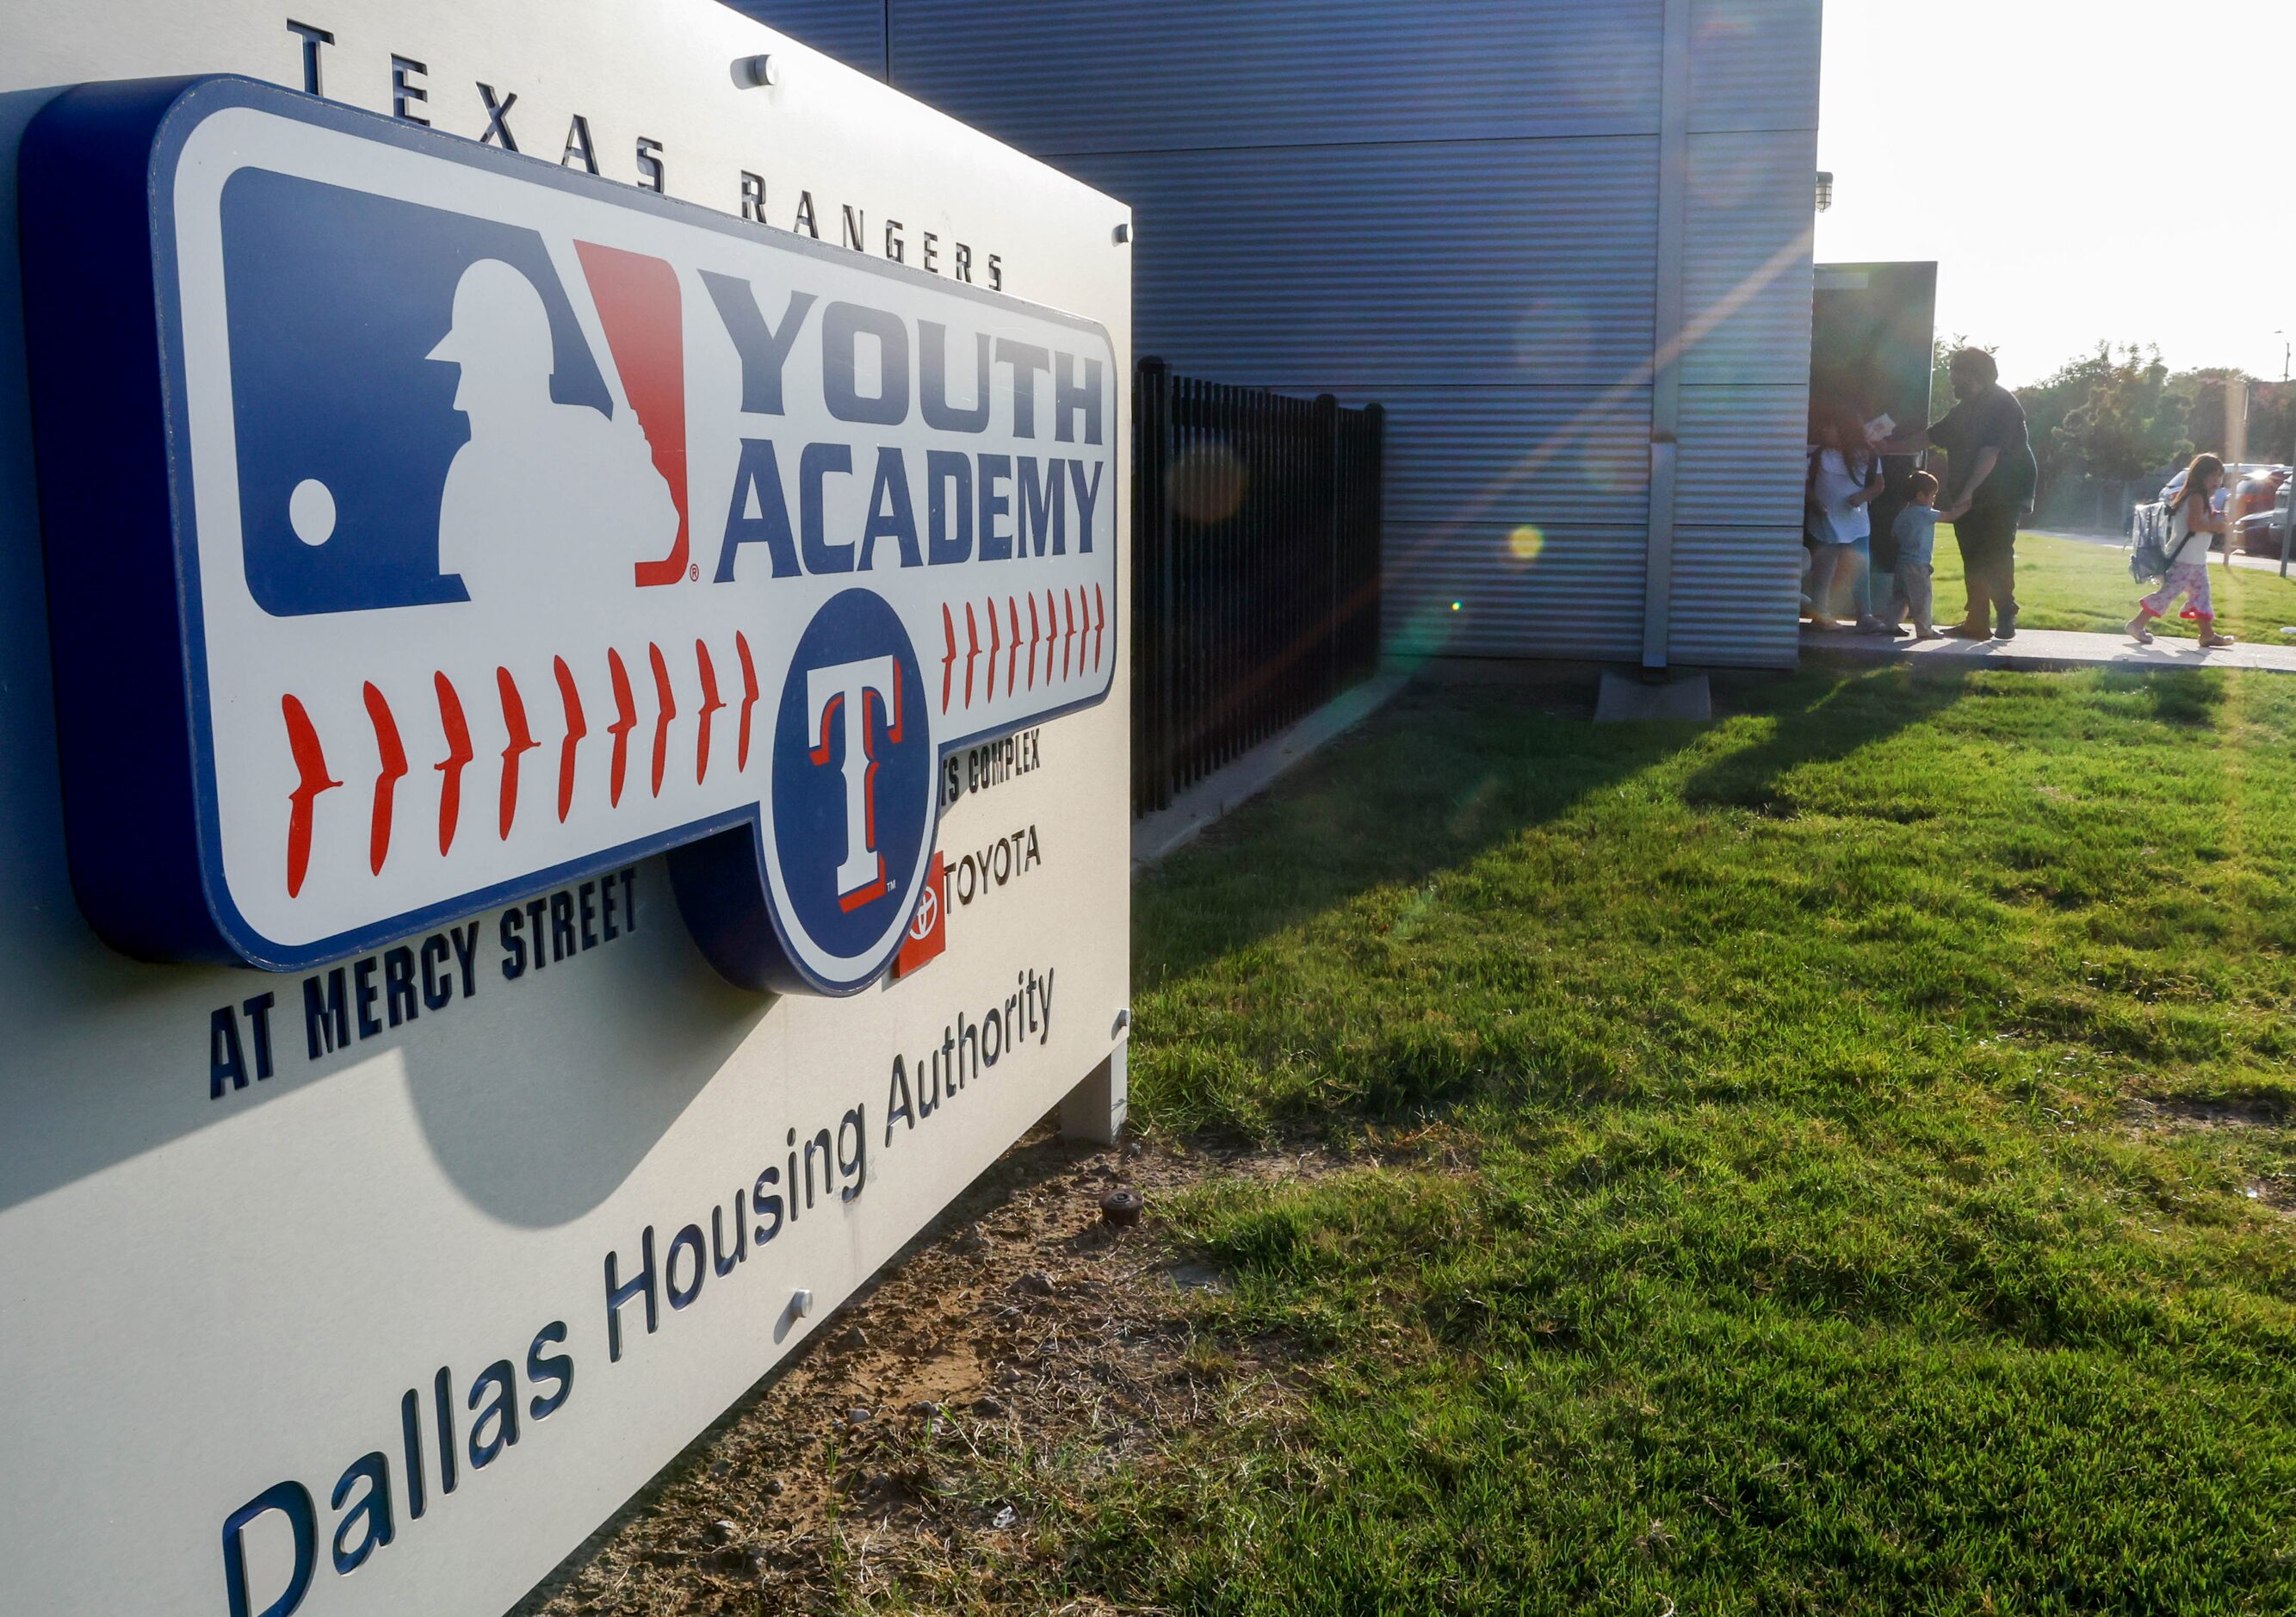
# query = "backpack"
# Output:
<box><xmin>2130</xmin><ymin>498</ymin><xmax>2186</xmax><ymax>585</ymax></box>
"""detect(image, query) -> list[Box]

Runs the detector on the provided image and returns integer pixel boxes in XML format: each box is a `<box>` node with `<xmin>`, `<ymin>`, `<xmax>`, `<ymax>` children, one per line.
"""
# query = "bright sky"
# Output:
<box><xmin>1816</xmin><ymin>0</ymin><xmax>2296</xmax><ymax>388</ymax></box>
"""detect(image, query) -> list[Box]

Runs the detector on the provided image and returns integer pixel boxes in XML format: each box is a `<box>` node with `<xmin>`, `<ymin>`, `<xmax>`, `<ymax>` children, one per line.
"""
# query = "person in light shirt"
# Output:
<box><xmin>1804</xmin><ymin>403</ymin><xmax>1892</xmax><ymax>635</ymax></box>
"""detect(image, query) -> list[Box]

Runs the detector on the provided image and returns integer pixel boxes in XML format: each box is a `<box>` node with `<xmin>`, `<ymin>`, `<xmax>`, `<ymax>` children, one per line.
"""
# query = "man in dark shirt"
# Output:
<box><xmin>1883</xmin><ymin>347</ymin><xmax>2035</xmax><ymax>638</ymax></box>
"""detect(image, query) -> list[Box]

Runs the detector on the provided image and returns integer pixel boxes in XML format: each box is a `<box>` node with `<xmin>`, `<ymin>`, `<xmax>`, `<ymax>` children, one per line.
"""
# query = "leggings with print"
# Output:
<box><xmin>2138</xmin><ymin>561</ymin><xmax>2214</xmax><ymax>623</ymax></box>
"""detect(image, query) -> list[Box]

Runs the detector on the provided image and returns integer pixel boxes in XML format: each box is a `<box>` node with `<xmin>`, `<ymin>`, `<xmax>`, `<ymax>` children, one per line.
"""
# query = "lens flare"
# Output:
<box><xmin>1389</xmin><ymin>600</ymin><xmax>1463</xmax><ymax>663</ymax></box>
<box><xmin>1507</xmin><ymin>524</ymin><xmax>1544</xmax><ymax>561</ymax></box>
<box><xmin>1167</xmin><ymin>442</ymin><xmax>1247</xmax><ymax>524</ymax></box>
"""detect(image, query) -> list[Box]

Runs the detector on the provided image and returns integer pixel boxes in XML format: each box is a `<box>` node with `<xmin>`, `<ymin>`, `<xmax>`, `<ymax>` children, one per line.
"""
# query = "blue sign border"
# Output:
<box><xmin>18</xmin><ymin>75</ymin><xmax>1117</xmax><ymax>993</ymax></box>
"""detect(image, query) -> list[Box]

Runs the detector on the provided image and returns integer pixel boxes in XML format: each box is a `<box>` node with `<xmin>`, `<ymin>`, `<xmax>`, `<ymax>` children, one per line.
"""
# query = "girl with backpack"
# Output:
<box><xmin>2127</xmin><ymin>453</ymin><xmax>2235</xmax><ymax>647</ymax></box>
<box><xmin>1804</xmin><ymin>406</ymin><xmax>1891</xmax><ymax>634</ymax></box>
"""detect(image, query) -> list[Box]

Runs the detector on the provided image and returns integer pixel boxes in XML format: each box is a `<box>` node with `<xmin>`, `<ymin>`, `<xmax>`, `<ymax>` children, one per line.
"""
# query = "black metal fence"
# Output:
<box><xmin>1131</xmin><ymin>359</ymin><xmax>1383</xmax><ymax>816</ymax></box>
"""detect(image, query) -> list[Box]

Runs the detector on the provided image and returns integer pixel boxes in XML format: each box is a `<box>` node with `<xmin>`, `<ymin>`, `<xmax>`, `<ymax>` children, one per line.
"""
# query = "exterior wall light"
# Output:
<box><xmin>1815</xmin><ymin>170</ymin><xmax>1834</xmax><ymax>213</ymax></box>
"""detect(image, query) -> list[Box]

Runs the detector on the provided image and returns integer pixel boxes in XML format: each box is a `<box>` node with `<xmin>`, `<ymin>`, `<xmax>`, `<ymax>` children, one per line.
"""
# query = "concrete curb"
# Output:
<box><xmin>1802</xmin><ymin>625</ymin><xmax>2296</xmax><ymax>676</ymax></box>
<box><xmin>1131</xmin><ymin>673</ymin><xmax>1410</xmax><ymax>871</ymax></box>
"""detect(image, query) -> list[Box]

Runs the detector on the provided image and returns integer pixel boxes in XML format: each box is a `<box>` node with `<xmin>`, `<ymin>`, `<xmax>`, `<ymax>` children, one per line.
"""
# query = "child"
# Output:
<box><xmin>1804</xmin><ymin>405</ymin><xmax>1890</xmax><ymax>633</ymax></box>
<box><xmin>2128</xmin><ymin>453</ymin><xmax>2236</xmax><ymax>648</ymax></box>
<box><xmin>1887</xmin><ymin>471</ymin><xmax>1942</xmax><ymax>639</ymax></box>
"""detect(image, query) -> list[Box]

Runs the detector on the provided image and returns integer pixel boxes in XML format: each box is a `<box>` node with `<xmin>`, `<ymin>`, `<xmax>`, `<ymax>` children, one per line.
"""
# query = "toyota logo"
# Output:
<box><xmin>907</xmin><ymin>883</ymin><xmax>939</xmax><ymax>942</ymax></box>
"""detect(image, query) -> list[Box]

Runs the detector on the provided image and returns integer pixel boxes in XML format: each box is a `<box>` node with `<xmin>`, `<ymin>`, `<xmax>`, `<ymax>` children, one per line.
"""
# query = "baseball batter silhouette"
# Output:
<box><xmin>427</xmin><ymin>258</ymin><xmax>678</xmax><ymax>604</ymax></box>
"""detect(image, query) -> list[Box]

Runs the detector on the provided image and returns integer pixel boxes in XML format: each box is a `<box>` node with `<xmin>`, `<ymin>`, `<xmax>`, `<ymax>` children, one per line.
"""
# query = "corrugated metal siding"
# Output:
<box><xmin>1065</xmin><ymin>140</ymin><xmax>1662</xmax><ymax>390</ymax></box>
<box><xmin>1071</xmin><ymin>118</ymin><xmax>1660</xmax><ymax>665</ymax></box>
<box><xmin>1673</xmin><ymin>10</ymin><xmax>1818</xmax><ymax>666</ymax></box>
<box><xmin>1667</xmin><ymin>527</ymin><xmax>1804</xmax><ymax>666</ymax></box>
<box><xmin>882</xmin><ymin>0</ymin><xmax>1664</xmax><ymax>154</ymax></box>
<box><xmin>717</xmin><ymin>0</ymin><xmax>885</xmax><ymax>77</ymax></box>
<box><xmin>1670</xmin><ymin>385</ymin><xmax>1807</xmax><ymax>667</ymax></box>
<box><xmin>1674</xmin><ymin>384</ymin><xmax>1806</xmax><ymax>527</ymax></box>
<box><xmin>1689</xmin><ymin>0</ymin><xmax>1823</xmax><ymax>132</ymax></box>
<box><xmin>1380</xmin><ymin>387</ymin><xmax>1652</xmax><ymax>530</ymax></box>
<box><xmin>1062</xmin><ymin>141</ymin><xmax>1657</xmax><ymax>393</ymax></box>
<box><xmin>1682</xmin><ymin>129</ymin><xmax>1817</xmax><ymax>387</ymax></box>
<box><xmin>1673</xmin><ymin>118</ymin><xmax>1815</xmax><ymax>666</ymax></box>
<box><xmin>1388</xmin><ymin>525</ymin><xmax>1649</xmax><ymax>661</ymax></box>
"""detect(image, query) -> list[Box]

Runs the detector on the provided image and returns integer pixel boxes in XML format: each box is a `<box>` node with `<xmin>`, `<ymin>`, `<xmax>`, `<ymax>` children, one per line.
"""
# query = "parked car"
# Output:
<box><xmin>2235</xmin><ymin>469</ymin><xmax>2293</xmax><ymax>554</ymax></box>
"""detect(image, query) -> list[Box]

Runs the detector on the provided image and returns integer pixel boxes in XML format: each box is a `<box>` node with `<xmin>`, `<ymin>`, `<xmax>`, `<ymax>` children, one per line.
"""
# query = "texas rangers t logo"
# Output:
<box><xmin>808</xmin><ymin>655</ymin><xmax>902</xmax><ymax>911</ymax></box>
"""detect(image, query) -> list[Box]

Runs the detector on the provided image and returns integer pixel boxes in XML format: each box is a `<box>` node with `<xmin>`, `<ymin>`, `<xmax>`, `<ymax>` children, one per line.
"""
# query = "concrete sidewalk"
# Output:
<box><xmin>1804</xmin><ymin>623</ymin><xmax>2296</xmax><ymax>674</ymax></box>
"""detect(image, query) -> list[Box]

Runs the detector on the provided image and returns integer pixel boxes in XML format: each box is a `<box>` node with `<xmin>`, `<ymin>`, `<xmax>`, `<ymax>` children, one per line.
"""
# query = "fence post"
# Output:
<box><xmin>1364</xmin><ymin>402</ymin><xmax>1386</xmax><ymax>676</ymax></box>
<box><xmin>1316</xmin><ymin>393</ymin><xmax>1340</xmax><ymax>699</ymax></box>
<box><xmin>1136</xmin><ymin>357</ymin><xmax>1174</xmax><ymax>811</ymax></box>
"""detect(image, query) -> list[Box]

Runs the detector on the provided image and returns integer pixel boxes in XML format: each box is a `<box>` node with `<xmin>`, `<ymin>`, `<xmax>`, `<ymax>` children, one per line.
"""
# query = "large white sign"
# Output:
<box><xmin>0</xmin><ymin>5</ymin><xmax>1130</xmax><ymax>1614</ymax></box>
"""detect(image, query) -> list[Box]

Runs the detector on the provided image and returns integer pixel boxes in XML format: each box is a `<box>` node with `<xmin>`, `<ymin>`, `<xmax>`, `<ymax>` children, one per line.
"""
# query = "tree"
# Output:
<box><xmin>2051</xmin><ymin>345</ymin><xmax>2185</xmax><ymax>486</ymax></box>
<box><xmin>2175</xmin><ymin>368</ymin><xmax>2242</xmax><ymax>463</ymax></box>
<box><xmin>2017</xmin><ymin>346</ymin><xmax>2119</xmax><ymax>504</ymax></box>
<box><xmin>2249</xmin><ymin>381</ymin><xmax>2296</xmax><ymax>468</ymax></box>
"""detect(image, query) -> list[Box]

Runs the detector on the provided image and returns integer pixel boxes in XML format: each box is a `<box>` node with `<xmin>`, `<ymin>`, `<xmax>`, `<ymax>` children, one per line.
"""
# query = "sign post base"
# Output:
<box><xmin>1060</xmin><ymin>1046</ymin><xmax>1128</xmax><ymax>1145</ymax></box>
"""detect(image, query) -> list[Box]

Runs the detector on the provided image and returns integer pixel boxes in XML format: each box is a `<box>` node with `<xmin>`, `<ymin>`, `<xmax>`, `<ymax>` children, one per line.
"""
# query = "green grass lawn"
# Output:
<box><xmin>1063</xmin><ymin>666</ymin><xmax>2296</xmax><ymax>1614</ymax></box>
<box><xmin>1931</xmin><ymin>530</ymin><xmax>2296</xmax><ymax>645</ymax></box>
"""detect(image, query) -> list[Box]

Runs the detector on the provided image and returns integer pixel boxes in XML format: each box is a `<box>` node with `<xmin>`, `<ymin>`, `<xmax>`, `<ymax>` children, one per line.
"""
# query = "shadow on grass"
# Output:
<box><xmin>2094</xmin><ymin>664</ymin><xmax>2231</xmax><ymax>727</ymax></box>
<box><xmin>1137</xmin><ymin>664</ymin><xmax>1977</xmax><ymax>991</ymax></box>
<box><xmin>1680</xmin><ymin>663</ymin><xmax>1981</xmax><ymax>815</ymax></box>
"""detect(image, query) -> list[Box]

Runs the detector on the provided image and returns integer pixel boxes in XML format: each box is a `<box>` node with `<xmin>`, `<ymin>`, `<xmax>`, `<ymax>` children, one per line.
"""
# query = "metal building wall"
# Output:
<box><xmin>723</xmin><ymin>0</ymin><xmax>1819</xmax><ymax>669</ymax></box>
<box><xmin>1672</xmin><ymin>0</ymin><xmax>1823</xmax><ymax>667</ymax></box>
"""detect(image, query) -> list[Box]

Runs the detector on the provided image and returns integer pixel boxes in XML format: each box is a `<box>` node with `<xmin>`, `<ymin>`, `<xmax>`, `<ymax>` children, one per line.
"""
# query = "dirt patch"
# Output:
<box><xmin>2242</xmin><ymin>1177</ymin><xmax>2296</xmax><ymax>1217</ymax></box>
<box><xmin>2125</xmin><ymin>1093</ymin><xmax>2292</xmax><ymax>1131</ymax></box>
<box><xmin>513</xmin><ymin>1127</ymin><xmax>1346</xmax><ymax>1614</ymax></box>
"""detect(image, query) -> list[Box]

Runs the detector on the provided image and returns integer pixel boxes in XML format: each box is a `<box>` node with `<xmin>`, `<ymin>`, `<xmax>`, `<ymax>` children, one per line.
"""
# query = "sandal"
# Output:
<box><xmin>2126</xmin><ymin>616</ymin><xmax>2155</xmax><ymax>644</ymax></box>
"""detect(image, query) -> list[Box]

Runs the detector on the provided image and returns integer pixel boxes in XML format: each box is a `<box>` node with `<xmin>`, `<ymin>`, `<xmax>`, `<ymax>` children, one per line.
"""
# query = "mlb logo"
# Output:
<box><xmin>891</xmin><ymin>852</ymin><xmax>947</xmax><ymax>980</ymax></box>
<box><xmin>221</xmin><ymin>170</ymin><xmax>690</xmax><ymax>616</ymax></box>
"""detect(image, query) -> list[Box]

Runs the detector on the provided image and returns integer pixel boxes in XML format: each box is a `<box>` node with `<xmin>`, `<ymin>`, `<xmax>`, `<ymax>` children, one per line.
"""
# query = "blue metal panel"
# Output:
<box><xmin>879</xmin><ymin>0</ymin><xmax>1665</xmax><ymax>156</ymax></box>
<box><xmin>717</xmin><ymin>0</ymin><xmax>886</xmax><ymax>78</ymax></box>
<box><xmin>1061</xmin><ymin>141</ymin><xmax>1658</xmax><ymax>393</ymax></box>
<box><xmin>1379</xmin><ymin>386</ymin><xmax>1652</xmax><ymax>531</ymax></box>
<box><xmin>1674</xmin><ymin>384</ymin><xmax>1807</xmax><ymax>527</ymax></box>
<box><xmin>1061</xmin><ymin>119</ymin><xmax>1678</xmax><ymax>666</ymax></box>
<box><xmin>1667</xmin><ymin>526</ymin><xmax>1803</xmax><ymax>666</ymax></box>
<box><xmin>1682</xmin><ymin>129</ymin><xmax>1817</xmax><ymax>387</ymax></box>
<box><xmin>1386</xmin><ymin>524</ymin><xmax>1649</xmax><ymax>661</ymax></box>
<box><xmin>1373</xmin><ymin>384</ymin><xmax>1655</xmax><ymax>662</ymax></box>
<box><xmin>1672</xmin><ymin>383</ymin><xmax>1807</xmax><ymax>666</ymax></box>
<box><xmin>1671</xmin><ymin>97</ymin><xmax>1815</xmax><ymax>665</ymax></box>
<box><xmin>1690</xmin><ymin>0</ymin><xmax>1823</xmax><ymax>133</ymax></box>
